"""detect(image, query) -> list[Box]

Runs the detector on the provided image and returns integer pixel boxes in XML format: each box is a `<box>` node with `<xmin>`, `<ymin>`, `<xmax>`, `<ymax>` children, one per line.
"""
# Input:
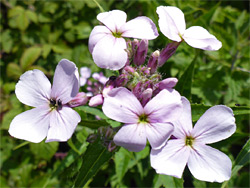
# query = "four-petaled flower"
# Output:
<box><xmin>102</xmin><ymin>87</ymin><xmax>182</xmax><ymax>152</ymax></box>
<box><xmin>89</xmin><ymin>10</ymin><xmax>159</xmax><ymax>70</ymax></box>
<box><xmin>157</xmin><ymin>6</ymin><xmax>222</xmax><ymax>50</ymax></box>
<box><xmin>9</xmin><ymin>59</ymin><xmax>81</xmax><ymax>143</ymax></box>
<box><xmin>150</xmin><ymin>97</ymin><xmax>236</xmax><ymax>182</ymax></box>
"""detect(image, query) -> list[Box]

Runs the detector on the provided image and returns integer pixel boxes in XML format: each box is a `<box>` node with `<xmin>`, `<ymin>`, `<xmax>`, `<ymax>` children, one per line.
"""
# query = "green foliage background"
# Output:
<box><xmin>0</xmin><ymin>0</ymin><xmax>249</xmax><ymax>187</ymax></box>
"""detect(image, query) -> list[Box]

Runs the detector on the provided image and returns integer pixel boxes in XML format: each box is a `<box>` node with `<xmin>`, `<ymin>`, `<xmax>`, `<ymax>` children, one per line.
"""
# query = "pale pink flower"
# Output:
<box><xmin>89</xmin><ymin>10</ymin><xmax>159</xmax><ymax>70</ymax></box>
<box><xmin>9</xmin><ymin>59</ymin><xmax>81</xmax><ymax>143</ymax></box>
<box><xmin>80</xmin><ymin>67</ymin><xmax>91</xmax><ymax>86</ymax></box>
<box><xmin>157</xmin><ymin>6</ymin><xmax>222</xmax><ymax>51</ymax></box>
<box><xmin>102</xmin><ymin>87</ymin><xmax>182</xmax><ymax>152</ymax></box>
<box><xmin>151</xmin><ymin>97</ymin><xmax>236</xmax><ymax>182</ymax></box>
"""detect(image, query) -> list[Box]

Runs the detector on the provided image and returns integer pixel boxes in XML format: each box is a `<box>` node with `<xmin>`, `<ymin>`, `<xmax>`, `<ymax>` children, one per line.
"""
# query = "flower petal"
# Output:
<box><xmin>144</xmin><ymin>89</ymin><xmax>182</xmax><ymax>123</ymax></box>
<box><xmin>150</xmin><ymin>139</ymin><xmax>189</xmax><ymax>178</ymax></box>
<box><xmin>146</xmin><ymin>122</ymin><xmax>174</xmax><ymax>150</ymax></box>
<box><xmin>173</xmin><ymin>97</ymin><xmax>193</xmax><ymax>138</ymax></box>
<box><xmin>188</xmin><ymin>143</ymin><xmax>232</xmax><ymax>182</ymax></box>
<box><xmin>183</xmin><ymin>26</ymin><xmax>222</xmax><ymax>50</ymax></box>
<box><xmin>88</xmin><ymin>25</ymin><xmax>111</xmax><ymax>53</ymax></box>
<box><xmin>15</xmin><ymin>69</ymin><xmax>51</xmax><ymax>107</ymax></box>
<box><xmin>9</xmin><ymin>106</ymin><xmax>50</xmax><ymax>143</ymax></box>
<box><xmin>121</xmin><ymin>16</ymin><xmax>159</xmax><ymax>39</ymax></box>
<box><xmin>114</xmin><ymin>123</ymin><xmax>146</xmax><ymax>152</ymax></box>
<box><xmin>102</xmin><ymin>87</ymin><xmax>143</xmax><ymax>124</ymax></box>
<box><xmin>97</xmin><ymin>10</ymin><xmax>127</xmax><ymax>32</ymax></box>
<box><xmin>46</xmin><ymin>106</ymin><xmax>81</xmax><ymax>142</ymax></box>
<box><xmin>191</xmin><ymin>105</ymin><xmax>236</xmax><ymax>144</ymax></box>
<box><xmin>92</xmin><ymin>35</ymin><xmax>128</xmax><ymax>70</ymax></box>
<box><xmin>156</xmin><ymin>6</ymin><xmax>186</xmax><ymax>42</ymax></box>
<box><xmin>51</xmin><ymin>59</ymin><xmax>79</xmax><ymax>104</ymax></box>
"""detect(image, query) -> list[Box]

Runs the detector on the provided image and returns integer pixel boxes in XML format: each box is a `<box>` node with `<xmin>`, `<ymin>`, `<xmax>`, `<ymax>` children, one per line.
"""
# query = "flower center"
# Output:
<box><xmin>50</xmin><ymin>98</ymin><xmax>62</xmax><ymax>110</ymax></box>
<box><xmin>185</xmin><ymin>136</ymin><xmax>194</xmax><ymax>146</ymax></box>
<box><xmin>138</xmin><ymin>113</ymin><xmax>149</xmax><ymax>124</ymax></box>
<box><xmin>112</xmin><ymin>31</ymin><xmax>122</xmax><ymax>38</ymax></box>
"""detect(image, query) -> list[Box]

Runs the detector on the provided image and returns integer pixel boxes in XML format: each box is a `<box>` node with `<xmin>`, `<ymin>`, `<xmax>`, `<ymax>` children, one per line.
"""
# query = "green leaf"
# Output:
<box><xmin>1</xmin><ymin>30</ymin><xmax>13</xmax><ymax>53</ymax></box>
<box><xmin>6</xmin><ymin>62</ymin><xmax>22</xmax><ymax>80</ymax></box>
<box><xmin>29</xmin><ymin>141</ymin><xmax>59</xmax><ymax>160</ymax></box>
<box><xmin>222</xmin><ymin>139</ymin><xmax>250</xmax><ymax>188</ymax></box>
<box><xmin>42</xmin><ymin>44</ymin><xmax>52</xmax><ymax>58</ymax></box>
<box><xmin>115</xmin><ymin>148</ymin><xmax>131</xmax><ymax>182</ymax></box>
<box><xmin>153</xmin><ymin>174</ymin><xmax>184</xmax><ymax>188</ymax></box>
<box><xmin>175</xmin><ymin>53</ymin><xmax>197</xmax><ymax>100</ymax></box>
<box><xmin>79</xmin><ymin>119</ymin><xmax>109</xmax><ymax>129</ymax></box>
<box><xmin>76</xmin><ymin>106</ymin><xmax>107</xmax><ymax>119</ymax></box>
<box><xmin>25</xmin><ymin>10</ymin><xmax>38</xmax><ymax>24</ymax></box>
<box><xmin>20</xmin><ymin>46</ymin><xmax>42</xmax><ymax>70</ymax></box>
<box><xmin>73</xmin><ymin>138</ymin><xmax>113</xmax><ymax>187</ymax></box>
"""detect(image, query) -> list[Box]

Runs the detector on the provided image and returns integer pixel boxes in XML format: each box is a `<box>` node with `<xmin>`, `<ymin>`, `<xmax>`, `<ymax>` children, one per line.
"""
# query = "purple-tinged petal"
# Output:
<box><xmin>92</xmin><ymin>35</ymin><xmax>128</xmax><ymax>70</ymax></box>
<box><xmin>46</xmin><ymin>106</ymin><xmax>81</xmax><ymax>142</ymax></box>
<box><xmin>114</xmin><ymin>123</ymin><xmax>146</xmax><ymax>152</ymax></box>
<box><xmin>121</xmin><ymin>16</ymin><xmax>159</xmax><ymax>39</ymax></box>
<box><xmin>97</xmin><ymin>10</ymin><xmax>127</xmax><ymax>32</ymax></box>
<box><xmin>9</xmin><ymin>105</ymin><xmax>50</xmax><ymax>143</ymax></box>
<box><xmin>146</xmin><ymin>122</ymin><xmax>173</xmax><ymax>150</ymax></box>
<box><xmin>80</xmin><ymin>67</ymin><xmax>91</xmax><ymax>78</ymax></box>
<box><xmin>89</xmin><ymin>94</ymin><xmax>103</xmax><ymax>107</ymax></box>
<box><xmin>151</xmin><ymin>139</ymin><xmax>189</xmax><ymax>178</ymax></box>
<box><xmin>188</xmin><ymin>143</ymin><xmax>232</xmax><ymax>182</ymax></box>
<box><xmin>103</xmin><ymin>87</ymin><xmax>143</xmax><ymax>124</ymax></box>
<box><xmin>183</xmin><ymin>26</ymin><xmax>222</xmax><ymax>50</ymax></box>
<box><xmin>158</xmin><ymin>77</ymin><xmax>178</xmax><ymax>89</ymax></box>
<box><xmin>191</xmin><ymin>105</ymin><xmax>236</xmax><ymax>144</ymax></box>
<box><xmin>173</xmin><ymin>97</ymin><xmax>193</xmax><ymax>138</ymax></box>
<box><xmin>88</xmin><ymin>26</ymin><xmax>111</xmax><ymax>53</ymax></box>
<box><xmin>144</xmin><ymin>89</ymin><xmax>182</xmax><ymax>123</ymax></box>
<box><xmin>51</xmin><ymin>59</ymin><xmax>79</xmax><ymax>104</ymax></box>
<box><xmin>15</xmin><ymin>69</ymin><xmax>51</xmax><ymax>107</ymax></box>
<box><xmin>156</xmin><ymin>6</ymin><xmax>186</xmax><ymax>42</ymax></box>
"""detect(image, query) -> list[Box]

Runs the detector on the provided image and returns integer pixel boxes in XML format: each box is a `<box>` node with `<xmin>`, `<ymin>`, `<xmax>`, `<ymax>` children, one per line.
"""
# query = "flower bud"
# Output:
<box><xmin>89</xmin><ymin>94</ymin><xmax>103</xmax><ymax>107</ymax></box>
<box><xmin>158</xmin><ymin>42</ymin><xmax>180</xmax><ymax>67</ymax></box>
<box><xmin>68</xmin><ymin>92</ymin><xmax>88</xmax><ymax>107</ymax></box>
<box><xmin>133</xmin><ymin>39</ymin><xmax>148</xmax><ymax>66</ymax></box>
<box><xmin>141</xmin><ymin>88</ymin><xmax>153</xmax><ymax>106</ymax></box>
<box><xmin>108</xmin><ymin>141</ymin><xmax>117</xmax><ymax>152</ymax></box>
<box><xmin>159</xmin><ymin>78</ymin><xmax>178</xmax><ymax>89</ymax></box>
<box><xmin>147</xmin><ymin>50</ymin><xmax>160</xmax><ymax>74</ymax></box>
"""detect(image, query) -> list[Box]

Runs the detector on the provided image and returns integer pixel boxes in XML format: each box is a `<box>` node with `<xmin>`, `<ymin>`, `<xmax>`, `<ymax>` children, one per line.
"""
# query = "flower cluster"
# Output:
<box><xmin>9</xmin><ymin>6</ymin><xmax>235</xmax><ymax>184</ymax></box>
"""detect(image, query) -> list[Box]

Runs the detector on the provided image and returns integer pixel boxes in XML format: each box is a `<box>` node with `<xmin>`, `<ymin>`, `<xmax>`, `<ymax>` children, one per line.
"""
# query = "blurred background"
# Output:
<box><xmin>1</xmin><ymin>0</ymin><xmax>249</xmax><ymax>187</ymax></box>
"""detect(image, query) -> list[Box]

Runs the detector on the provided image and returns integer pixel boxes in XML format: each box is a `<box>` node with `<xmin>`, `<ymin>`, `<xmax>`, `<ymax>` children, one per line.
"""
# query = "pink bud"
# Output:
<box><xmin>147</xmin><ymin>50</ymin><xmax>160</xmax><ymax>74</ymax></box>
<box><xmin>89</xmin><ymin>94</ymin><xmax>103</xmax><ymax>107</ymax></box>
<box><xmin>133</xmin><ymin>39</ymin><xmax>148</xmax><ymax>66</ymax></box>
<box><xmin>159</xmin><ymin>78</ymin><xmax>178</xmax><ymax>89</ymax></box>
<box><xmin>68</xmin><ymin>92</ymin><xmax>88</xmax><ymax>107</ymax></box>
<box><xmin>158</xmin><ymin>42</ymin><xmax>180</xmax><ymax>67</ymax></box>
<box><xmin>103</xmin><ymin>85</ymin><xmax>113</xmax><ymax>98</ymax></box>
<box><xmin>141</xmin><ymin>88</ymin><xmax>153</xmax><ymax>106</ymax></box>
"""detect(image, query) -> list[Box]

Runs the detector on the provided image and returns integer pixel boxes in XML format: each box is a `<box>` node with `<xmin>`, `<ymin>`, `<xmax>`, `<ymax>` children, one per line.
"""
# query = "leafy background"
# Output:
<box><xmin>0</xmin><ymin>0</ymin><xmax>249</xmax><ymax>187</ymax></box>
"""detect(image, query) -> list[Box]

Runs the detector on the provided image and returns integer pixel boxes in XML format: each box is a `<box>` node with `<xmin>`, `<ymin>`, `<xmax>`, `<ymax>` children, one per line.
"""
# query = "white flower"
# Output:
<box><xmin>9</xmin><ymin>59</ymin><xmax>81</xmax><ymax>143</ymax></box>
<box><xmin>157</xmin><ymin>6</ymin><xmax>222</xmax><ymax>51</ymax></box>
<box><xmin>150</xmin><ymin>97</ymin><xmax>236</xmax><ymax>182</ymax></box>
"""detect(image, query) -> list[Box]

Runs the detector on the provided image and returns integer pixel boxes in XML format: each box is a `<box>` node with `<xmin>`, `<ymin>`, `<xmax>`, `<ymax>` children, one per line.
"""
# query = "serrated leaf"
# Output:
<box><xmin>153</xmin><ymin>174</ymin><xmax>184</xmax><ymax>188</ymax></box>
<box><xmin>6</xmin><ymin>62</ymin><xmax>22</xmax><ymax>80</ymax></box>
<box><xmin>175</xmin><ymin>53</ymin><xmax>197</xmax><ymax>100</ymax></box>
<box><xmin>73</xmin><ymin>138</ymin><xmax>113</xmax><ymax>187</ymax></box>
<box><xmin>29</xmin><ymin>141</ymin><xmax>59</xmax><ymax>160</ymax></box>
<box><xmin>20</xmin><ymin>46</ymin><xmax>41</xmax><ymax>70</ymax></box>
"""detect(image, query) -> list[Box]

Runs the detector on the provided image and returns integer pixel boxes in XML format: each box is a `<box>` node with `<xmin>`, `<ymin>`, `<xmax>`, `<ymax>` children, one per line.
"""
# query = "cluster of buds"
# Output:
<box><xmin>87</xmin><ymin>126</ymin><xmax>118</xmax><ymax>152</ymax></box>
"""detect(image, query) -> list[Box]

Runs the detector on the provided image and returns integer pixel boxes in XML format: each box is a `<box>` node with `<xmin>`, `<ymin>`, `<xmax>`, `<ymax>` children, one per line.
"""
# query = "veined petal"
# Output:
<box><xmin>51</xmin><ymin>59</ymin><xmax>79</xmax><ymax>104</ymax></box>
<box><xmin>121</xmin><ymin>16</ymin><xmax>159</xmax><ymax>39</ymax></box>
<box><xmin>9</xmin><ymin>105</ymin><xmax>50</xmax><ymax>143</ymax></box>
<box><xmin>97</xmin><ymin>10</ymin><xmax>127</xmax><ymax>32</ymax></box>
<box><xmin>113</xmin><ymin>123</ymin><xmax>146</xmax><ymax>152</ymax></box>
<box><xmin>15</xmin><ymin>69</ymin><xmax>51</xmax><ymax>107</ymax></box>
<box><xmin>92</xmin><ymin>35</ymin><xmax>128</xmax><ymax>70</ymax></box>
<box><xmin>156</xmin><ymin>6</ymin><xmax>186</xmax><ymax>42</ymax></box>
<box><xmin>173</xmin><ymin>97</ymin><xmax>193</xmax><ymax>138</ymax></box>
<box><xmin>191</xmin><ymin>105</ymin><xmax>236</xmax><ymax>144</ymax></box>
<box><xmin>188</xmin><ymin>143</ymin><xmax>232</xmax><ymax>182</ymax></box>
<box><xmin>144</xmin><ymin>89</ymin><xmax>182</xmax><ymax>123</ymax></box>
<box><xmin>102</xmin><ymin>87</ymin><xmax>143</xmax><ymax>124</ymax></box>
<box><xmin>88</xmin><ymin>26</ymin><xmax>111</xmax><ymax>53</ymax></box>
<box><xmin>150</xmin><ymin>139</ymin><xmax>189</xmax><ymax>178</ymax></box>
<box><xmin>183</xmin><ymin>26</ymin><xmax>222</xmax><ymax>50</ymax></box>
<box><xmin>146</xmin><ymin>122</ymin><xmax>173</xmax><ymax>150</ymax></box>
<box><xmin>46</xmin><ymin>106</ymin><xmax>81</xmax><ymax>142</ymax></box>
